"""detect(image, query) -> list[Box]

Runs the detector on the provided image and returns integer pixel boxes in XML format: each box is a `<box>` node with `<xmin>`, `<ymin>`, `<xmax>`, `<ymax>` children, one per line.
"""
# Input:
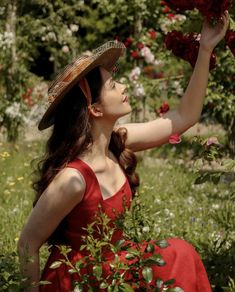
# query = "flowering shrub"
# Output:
<box><xmin>164</xmin><ymin>0</ymin><xmax>232</xmax><ymax>20</ymax></box>
<box><xmin>164</xmin><ymin>31</ymin><xmax>217</xmax><ymax>70</ymax></box>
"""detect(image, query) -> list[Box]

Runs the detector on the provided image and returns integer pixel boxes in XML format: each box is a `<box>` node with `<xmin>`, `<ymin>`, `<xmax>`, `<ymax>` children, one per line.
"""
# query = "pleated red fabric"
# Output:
<box><xmin>40</xmin><ymin>158</ymin><xmax>212</xmax><ymax>292</ymax></box>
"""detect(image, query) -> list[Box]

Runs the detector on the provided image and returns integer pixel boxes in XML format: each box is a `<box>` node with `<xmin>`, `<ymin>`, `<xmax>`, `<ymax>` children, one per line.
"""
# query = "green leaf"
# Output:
<box><xmin>143</xmin><ymin>254</ymin><xmax>166</xmax><ymax>266</ymax></box>
<box><xmin>194</xmin><ymin>173</ymin><xmax>210</xmax><ymax>184</ymax></box>
<box><xmin>125</xmin><ymin>253</ymin><xmax>136</xmax><ymax>260</ymax></box>
<box><xmin>164</xmin><ymin>278</ymin><xmax>175</xmax><ymax>286</ymax></box>
<box><xmin>146</xmin><ymin>243</ymin><xmax>155</xmax><ymax>253</ymax></box>
<box><xmin>119</xmin><ymin>283</ymin><xmax>135</xmax><ymax>292</ymax></box>
<box><xmin>49</xmin><ymin>261</ymin><xmax>62</xmax><ymax>269</ymax></box>
<box><xmin>156</xmin><ymin>278</ymin><xmax>163</xmax><ymax>288</ymax></box>
<box><xmin>170</xmin><ymin>287</ymin><xmax>184</xmax><ymax>292</ymax></box>
<box><xmin>154</xmin><ymin>239</ymin><xmax>170</xmax><ymax>249</ymax></box>
<box><xmin>152</xmin><ymin>288</ymin><xmax>160</xmax><ymax>292</ymax></box>
<box><xmin>38</xmin><ymin>280</ymin><xmax>52</xmax><ymax>285</ymax></box>
<box><xmin>100</xmin><ymin>282</ymin><xmax>108</xmax><ymax>289</ymax></box>
<box><xmin>114</xmin><ymin>239</ymin><xmax>125</xmax><ymax>250</ymax></box>
<box><xmin>142</xmin><ymin>267</ymin><xmax>153</xmax><ymax>284</ymax></box>
<box><xmin>93</xmin><ymin>265</ymin><xmax>102</xmax><ymax>279</ymax></box>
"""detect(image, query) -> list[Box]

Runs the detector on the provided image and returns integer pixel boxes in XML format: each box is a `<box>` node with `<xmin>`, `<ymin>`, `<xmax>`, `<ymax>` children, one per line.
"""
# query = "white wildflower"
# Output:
<box><xmin>5</xmin><ymin>102</ymin><xmax>22</xmax><ymax>119</ymax></box>
<box><xmin>62</xmin><ymin>45</ymin><xmax>69</xmax><ymax>53</ymax></box>
<box><xmin>47</xmin><ymin>31</ymin><xmax>56</xmax><ymax>41</ymax></box>
<box><xmin>142</xmin><ymin>226</ymin><xmax>150</xmax><ymax>233</ymax></box>
<box><xmin>133</xmin><ymin>83</ymin><xmax>145</xmax><ymax>99</ymax></box>
<box><xmin>70</xmin><ymin>24</ymin><xmax>79</xmax><ymax>32</ymax></box>
<box><xmin>174</xmin><ymin>14</ymin><xmax>187</xmax><ymax>22</ymax></box>
<box><xmin>0</xmin><ymin>31</ymin><xmax>14</xmax><ymax>50</ymax></box>
<box><xmin>129</xmin><ymin>67</ymin><xmax>141</xmax><ymax>81</ymax></box>
<box><xmin>140</xmin><ymin>47</ymin><xmax>155</xmax><ymax>64</ymax></box>
<box><xmin>212</xmin><ymin>204</ymin><xmax>220</xmax><ymax>210</ymax></box>
<box><xmin>66</xmin><ymin>28</ymin><xmax>72</xmax><ymax>36</ymax></box>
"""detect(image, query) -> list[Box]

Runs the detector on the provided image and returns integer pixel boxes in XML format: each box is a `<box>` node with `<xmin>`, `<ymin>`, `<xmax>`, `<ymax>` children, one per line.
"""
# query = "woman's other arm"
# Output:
<box><xmin>17</xmin><ymin>168</ymin><xmax>86</xmax><ymax>291</ymax></box>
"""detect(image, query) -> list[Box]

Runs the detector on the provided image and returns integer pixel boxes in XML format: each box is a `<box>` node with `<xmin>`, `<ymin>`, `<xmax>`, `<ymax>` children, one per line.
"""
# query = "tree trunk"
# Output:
<box><xmin>228</xmin><ymin>117</ymin><xmax>235</xmax><ymax>157</ymax></box>
<box><xmin>5</xmin><ymin>1</ymin><xmax>17</xmax><ymax>98</ymax></box>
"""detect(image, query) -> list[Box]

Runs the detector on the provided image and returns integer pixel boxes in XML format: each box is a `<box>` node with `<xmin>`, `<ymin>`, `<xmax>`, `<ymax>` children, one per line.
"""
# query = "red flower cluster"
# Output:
<box><xmin>226</xmin><ymin>30</ymin><xmax>235</xmax><ymax>56</ymax></box>
<box><xmin>164</xmin><ymin>0</ymin><xmax>194</xmax><ymax>12</ymax></box>
<box><xmin>22</xmin><ymin>88</ymin><xmax>34</xmax><ymax>107</ymax></box>
<box><xmin>195</xmin><ymin>0</ymin><xmax>231</xmax><ymax>20</ymax></box>
<box><xmin>156</xmin><ymin>101</ymin><xmax>170</xmax><ymax>116</ymax></box>
<box><xmin>165</xmin><ymin>30</ymin><xmax>216</xmax><ymax>70</ymax></box>
<box><xmin>124</xmin><ymin>37</ymin><xmax>133</xmax><ymax>48</ymax></box>
<box><xmin>164</xmin><ymin>0</ymin><xmax>231</xmax><ymax>20</ymax></box>
<box><xmin>149</xmin><ymin>30</ymin><xmax>157</xmax><ymax>39</ymax></box>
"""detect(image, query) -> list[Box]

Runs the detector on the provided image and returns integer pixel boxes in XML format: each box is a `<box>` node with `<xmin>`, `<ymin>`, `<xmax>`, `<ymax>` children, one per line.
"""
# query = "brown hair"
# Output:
<box><xmin>32</xmin><ymin>67</ymin><xmax>139</xmax><ymax>242</ymax></box>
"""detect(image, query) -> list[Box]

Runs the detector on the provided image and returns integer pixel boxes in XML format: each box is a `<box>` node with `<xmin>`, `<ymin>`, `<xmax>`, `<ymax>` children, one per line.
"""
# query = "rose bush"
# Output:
<box><xmin>164</xmin><ymin>30</ymin><xmax>217</xmax><ymax>70</ymax></box>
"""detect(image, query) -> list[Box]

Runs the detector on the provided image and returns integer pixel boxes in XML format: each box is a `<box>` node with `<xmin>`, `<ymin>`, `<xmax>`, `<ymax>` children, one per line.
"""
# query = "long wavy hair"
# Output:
<box><xmin>33</xmin><ymin>66</ymin><xmax>140</xmax><ymax>220</ymax></box>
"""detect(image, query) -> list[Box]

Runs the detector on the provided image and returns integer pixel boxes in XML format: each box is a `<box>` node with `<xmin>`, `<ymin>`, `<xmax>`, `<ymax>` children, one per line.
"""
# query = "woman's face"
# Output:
<box><xmin>97</xmin><ymin>67</ymin><xmax>132</xmax><ymax>120</ymax></box>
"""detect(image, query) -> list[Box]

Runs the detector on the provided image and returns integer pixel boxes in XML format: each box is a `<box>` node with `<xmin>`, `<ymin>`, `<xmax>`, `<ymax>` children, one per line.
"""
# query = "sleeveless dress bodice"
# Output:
<box><xmin>60</xmin><ymin>158</ymin><xmax>132</xmax><ymax>252</ymax></box>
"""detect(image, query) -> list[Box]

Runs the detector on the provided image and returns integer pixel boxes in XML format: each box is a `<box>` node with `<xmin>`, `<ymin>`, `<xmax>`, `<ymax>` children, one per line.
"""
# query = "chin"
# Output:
<box><xmin>120</xmin><ymin>107</ymin><xmax>132</xmax><ymax>118</ymax></box>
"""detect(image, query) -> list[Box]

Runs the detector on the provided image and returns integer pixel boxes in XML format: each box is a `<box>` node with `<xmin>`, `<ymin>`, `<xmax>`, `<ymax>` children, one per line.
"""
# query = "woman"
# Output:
<box><xmin>18</xmin><ymin>12</ymin><xmax>229</xmax><ymax>292</ymax></box>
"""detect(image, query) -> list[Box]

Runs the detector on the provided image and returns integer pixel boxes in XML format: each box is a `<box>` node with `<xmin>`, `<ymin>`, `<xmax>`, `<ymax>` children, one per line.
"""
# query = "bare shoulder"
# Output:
<box><xmin>18</xmin><ymin>167</ymin><xmax>86</xmax><ymax>250</ymax></box>
<box><xmin>48</xmin><ymin>167</ymin><xmax>86</xmax><ymax>201</ymax></box>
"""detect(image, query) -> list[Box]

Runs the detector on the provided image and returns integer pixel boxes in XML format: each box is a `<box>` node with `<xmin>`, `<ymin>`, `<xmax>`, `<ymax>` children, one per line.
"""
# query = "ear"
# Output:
<box><xmin>88</xmin><ymin>104</ymin><xmax>103</xmax><ymax>117</ymax></box>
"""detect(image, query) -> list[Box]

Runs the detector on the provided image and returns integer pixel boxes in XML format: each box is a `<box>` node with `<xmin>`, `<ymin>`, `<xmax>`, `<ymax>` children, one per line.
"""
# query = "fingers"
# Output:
<box><xmin>217</xmin><ymin>11</ymin><xmax>230</xmax><ymax>35</ymax></box>
<box><xmin>221</xmin><ymin>11</ymin><xmax>230</xmax><ymax>28</ymax></box>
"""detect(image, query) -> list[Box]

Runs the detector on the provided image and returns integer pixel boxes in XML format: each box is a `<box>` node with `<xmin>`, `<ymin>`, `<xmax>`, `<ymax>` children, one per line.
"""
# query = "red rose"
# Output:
<box><xmin>157</xmin><ymin>101</ymin><xmax>170</xmax><ymax>115</ymax></box>
<box><xmin>165</xmin><ymin>31</ymin><xmax>217</xmax><ymax>70</ymax></box>
<box><xmin>149</xmin><ymin>30</ymin><xmax>157</xmax><ymax>39</ymax></box>
<box><xmin>165</xmin><ymin>31</ymin><xmax>189</xmax><ymax>59</ymax></box>
<box><xmin>136</xmin><ymin>42</ymin><xmax>144</xmax><ymax>50</ymax></box>
<box><xmin>131</xmin><ymin>51</ymin><xmax>139</xmax><ymax>59</ymax></box>
<box><xmin>163</xmin><ymin>6</ymin><xmax>171</xmax><ymax>13</ymax></box>
<box><xmin>167</xmin><ymin>13</ymin><xmax>175</xmax><ymax>20</ymax></box>
<box><xmin>226</xmin><ymin>30</ymin><xmax>235</xmax><ymax>57</ymax></box>
<box><xmin>164</xmin><ymin>30</ymin><xmax>183</xmax><ymax>51</ymax></box>
<box><xmin>164</xmin><ymin>0</ymin><xmax>195</xmax><ymax>12</ymax></box>
<box><xmin>169</xmin><ymin>133</ymin><xmax>182</xmax><ymax>144</ymax></box>
<box><xmin>195</xmin><ymin>0</ymin><xmax>231</xmax><ymax>20</ymax></box>
<box><xmin>124</xmin><ymin>37</ymin><xmax>133</xmax><ymax>47</ymax></box>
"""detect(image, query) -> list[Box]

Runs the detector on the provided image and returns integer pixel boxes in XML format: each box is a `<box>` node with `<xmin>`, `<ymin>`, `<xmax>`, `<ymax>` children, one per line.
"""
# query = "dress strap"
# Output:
<box><xmin>66</xmin><ymin>158</ymin><xmax>94</xmax><ymax>186</ymax></box>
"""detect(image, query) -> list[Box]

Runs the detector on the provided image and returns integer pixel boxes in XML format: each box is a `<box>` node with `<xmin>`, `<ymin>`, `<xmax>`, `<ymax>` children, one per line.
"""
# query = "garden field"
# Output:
<box><xmin>0</xmin><ymin>131</ymin><xmax>234</xmax><ymax>291</ymax></box>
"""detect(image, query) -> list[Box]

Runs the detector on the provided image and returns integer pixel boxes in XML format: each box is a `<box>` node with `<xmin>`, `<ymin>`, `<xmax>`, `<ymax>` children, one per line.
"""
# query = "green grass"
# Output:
<box><xmin>0</xmin><ymin>140</ymin><xmax>234</xmax><ymax>291</ymax></box>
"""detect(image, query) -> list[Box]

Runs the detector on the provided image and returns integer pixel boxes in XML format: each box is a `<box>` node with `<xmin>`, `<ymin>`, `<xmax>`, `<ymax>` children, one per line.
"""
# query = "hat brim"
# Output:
<box><xmin>38</xmin><ymin>45</ymin><xmax>125</xmax><ymax>131</ymax></box>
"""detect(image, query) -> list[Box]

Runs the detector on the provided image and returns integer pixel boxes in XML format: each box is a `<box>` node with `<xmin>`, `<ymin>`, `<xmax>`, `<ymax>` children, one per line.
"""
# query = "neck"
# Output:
<box><xmin>85</xmin><ymin>118</ymin><xmax>117</xmax><ymax>161</ymax></box>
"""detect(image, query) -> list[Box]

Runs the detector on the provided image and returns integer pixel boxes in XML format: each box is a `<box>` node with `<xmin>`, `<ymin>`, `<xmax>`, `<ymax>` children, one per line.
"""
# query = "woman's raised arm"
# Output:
<box><xmin>115</xmin><ymin>12</ymin><xmax>230</xmax><ymax>152</ymax></box>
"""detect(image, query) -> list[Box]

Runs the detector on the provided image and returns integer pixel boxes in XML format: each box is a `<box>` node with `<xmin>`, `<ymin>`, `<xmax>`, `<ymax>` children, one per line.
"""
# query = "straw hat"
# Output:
<box><xmin>38</xmin><ymin>41</ymin><xmax>126</xmax><ymax>130</ymax></box>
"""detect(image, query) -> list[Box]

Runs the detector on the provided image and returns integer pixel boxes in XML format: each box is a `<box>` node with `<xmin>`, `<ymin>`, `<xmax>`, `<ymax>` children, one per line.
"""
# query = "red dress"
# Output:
<box><xmin>40</xmin><ymin>158</ymin><xmax>212</xmax><ymax>291</ymax></box>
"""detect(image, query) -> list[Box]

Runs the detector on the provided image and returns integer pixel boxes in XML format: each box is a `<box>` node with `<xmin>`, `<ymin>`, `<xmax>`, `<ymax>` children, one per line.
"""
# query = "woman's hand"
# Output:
<box><xmin>199</xmin><ymin>11</ymin><xmax>230</xmax><ymax>53</ymax></box>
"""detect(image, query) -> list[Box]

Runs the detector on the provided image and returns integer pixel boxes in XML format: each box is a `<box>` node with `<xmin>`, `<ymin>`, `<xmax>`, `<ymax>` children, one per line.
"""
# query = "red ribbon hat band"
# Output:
<box><xmin>78</xmin><ymin>77</ymin><xmax>92</xmax><ymax>109</ymax></box>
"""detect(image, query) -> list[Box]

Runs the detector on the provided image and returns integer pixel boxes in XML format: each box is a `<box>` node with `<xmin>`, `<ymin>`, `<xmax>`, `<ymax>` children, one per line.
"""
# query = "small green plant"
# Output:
<box><xmin>48</xmin><ymin>206</ymin><xmax>183</xmax><ymax>291</ymax></box>
<box><xmin>191</xmin><ymin>136</ymin><xmax>235</xmax><ymax>186</ymax></box>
